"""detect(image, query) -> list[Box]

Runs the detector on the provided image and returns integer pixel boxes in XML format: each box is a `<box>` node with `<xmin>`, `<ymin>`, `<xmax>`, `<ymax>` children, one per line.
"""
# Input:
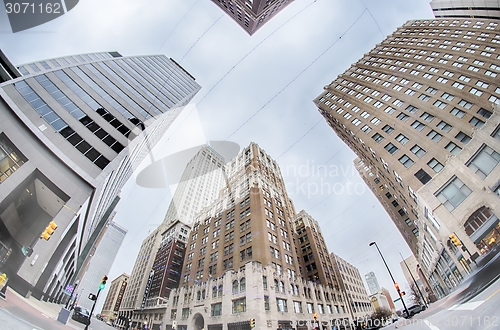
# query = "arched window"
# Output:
<box><xmin>294</xmin><ymin>285</ymin><xmax>299</xmax><ymax>296</ymax></box>
<box><xmin>202</xmin><ymin>289</ymin><xmax>206</xmax><ymax>299</ymax></box>
<box><xmin>240</xmin><ymin>278</ymin><xmax>246</xmax><ymax>291</ymax></box>
<box><xmin>184</xmin><ymin>293</ymin><xmax>188</xmax><ymax>302</ymax></box>
<box><xmin>303</xmin><ymin>287</ymin><xmax>307</xmax><ymax>296</ymax></box>
<box><xmin>212</xmin><ymin>286</ymin><xmax>217</xmax><ymax>298</ymax></box>
<box><xmin>279</xmin><ymin>281</ymin><xmax>285</xmax><ymax>293</ymax></box>
<box><xmin>289</xmin><ymin>283</ymin><xmax>294</xmax><ymax>294</ymax></box>
<box><xmin>275</xmin><ymin>279</ymin><xmax>279</xmax><ymax>293</ymax></box>
<box><xmin>232</xmin><ymin>280</ymin><xmax>239</xmax><ymax>293</ymax></box>
<box><xmin>464</xmin><ymin>207</ymin><xmax>494</xmax><ymax>235</ymax></box>
<box><xmin>218</xmin><ymin>285</ymin><xmax>223</xmax><ymax>297</ymax></box>
<box><xmin>197</xmin><ymin>291</ymin><xmax>201</xmax><ymax>301</ymax></box>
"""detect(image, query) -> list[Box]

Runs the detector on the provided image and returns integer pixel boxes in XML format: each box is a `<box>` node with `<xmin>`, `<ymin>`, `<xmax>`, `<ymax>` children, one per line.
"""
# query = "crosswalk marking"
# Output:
<box><xmin>424</xmin><ymin>320</ymin><xmax>441</xmax><ymax>330</ymax></box>
<box><xmin>448</xmin><ymin>300</ymin><xmax>485</xmax><ymax>311</ymax></box>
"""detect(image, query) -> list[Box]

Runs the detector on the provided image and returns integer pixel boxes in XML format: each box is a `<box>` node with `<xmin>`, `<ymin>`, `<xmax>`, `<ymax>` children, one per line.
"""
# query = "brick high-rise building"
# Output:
<box><xmin>101</xmin><ymin>273</ymin><xmax>129</xmax><ymax>322</ymax></box>
<box><xmin>315</xmin><ymin>18</ymin><xmax>500</xmax><ymax>299</ymax></box>
<box><xmin>0</xmin><ymin>49</ymin><xmax>200</xmax><ymax>301</ymax></box>
<box><xmin>135</xmin><ymin>143</ymin><xmax>352</xmax><ymax>330</ymax></box>
<box><xmin>210</xmin><ymin>0</ymin><xmax>295</xmax><ymax>35</ymax></box>
<box><xmin>429</xmin><ymin>0</ymin><xmax>500</xmax><ymax>20</ymax></box>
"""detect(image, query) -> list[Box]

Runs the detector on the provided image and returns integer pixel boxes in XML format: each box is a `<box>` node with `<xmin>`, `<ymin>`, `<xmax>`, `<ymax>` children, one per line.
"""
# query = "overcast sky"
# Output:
<box><xmin>1</xmin><ymin>0</ymin><xmax>435</xmax><ymax>310</ymax></box>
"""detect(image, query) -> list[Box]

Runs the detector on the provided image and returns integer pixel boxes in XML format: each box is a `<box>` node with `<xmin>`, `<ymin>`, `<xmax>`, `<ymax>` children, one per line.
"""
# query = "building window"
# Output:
<box><xmin>455</xmin><ymin>132</ymin><xmax>471</xmax><ymax>144</ymax></box>
<box><xmin>232</xmin><ymin>280</ymin><xmax>239</xmax><ymax>294</ymax></box>
<box><xmin>437</xmin><ymin>120</ymin><xmax>452</xmax><ymax>132</ymax></box>
<box><xmin>382</xmin><ymin>125</ymin><xmax>394</xmax><ymax>134</ymax></box>
<box><xmin>450</xmin><ymin>108</ymin><xmax>465</xmax><ymax>118</ymax></box>
<box><xmin>264</xmin><ymin>296</ymin><xmax>270</xmax><ymax>311</ymax></box>
<box><xmin>307</xmin><ymin>302</ymin><xmax>314</xmax><ymax>313</ymax></box>
<box><xmin>218</xmin><ymin>285</ymin><xmax>223</xmax><ymax>297</ymax></box>
<box><xmin>427</xmin><ymin>130</ymin><xmax>443</xmax><ymax>142</ymax></box>
<box><xmin>445</xmin><ymin>142</ymin><xmax>462</xmax><ymax>155</ymax></box>
<box><xmin>182</xmin><ymin>308</ymin><xmax>189</xmax><ymax>319</ymax></box>
<box><xmin>420</xmin><ymin>112</ymin><xmax>435</xmax><ymax>122</ymax></box>
<box><xmin>435</xmin><ymin>176</ymin><xmax>472</xmax><ymax>211</ymax></box>
<box><xmin>478</xmin><ymin>108</ymin><xmax>492</xmax><ymax>119</ymax></box>
<box><xmin>262</xmin><ymin>276</ymin><xmax>267</xmax><ymax>290</ymax></box>
<box><xmin>415</xmin><ymin>169</ymin><xmax>432</xmax><ymax>184</ymax></box>
<box><xmin>384</xmin><ymin>143</ymin><xmax>398</xmax><ymax>154</ymax></box>
<box><xmin>0</xmin><ymin>134</ymin><xmax>27</xmax><ymax>184</ymax></box>
<box><xmin>428</xmin><ymin>158</ymin><xmax>444</xmax><ymax>173</ymax></box>
<box><xmin>293</xmin><ymin>301</ymin><xmax>302</xmax><ymax>313</ymax></box>
<box><xmin>396</xmin><ymin>134</ymin><xmax>409</xmax><ymax>145</ymax></box>
<box><xmin>372</xmin><ymin>133</ymin><xmax>384</xmax><ymax>143</ymax></box>
<box><xmin>466</xmin><ymin>145</ymin><xmax>500</xmax><ymax>179</ymax></box>
<box><xmin>211</xmin><ymin>303</ymin><xmax>222</xmax><ymax>316</ymax></box>
<box><xmin>399</xmin><ymin>155</ymin><xmax>414</xmax><ymax>168</ymax></box>
<box><xmin>469</xmin><ymin>117</ymin><xmax>485</xmax><ymax>128</ymax></box>
<box><xmin>397</xmin><ymin>112</ymin><xmax>409</xmax><ymax>122</ymax></box>
<box><xmin>240</xmin><ymin>278</ymin><xmax>246</xmax><ymax>292</ymax></box>
<box><xmin>232</xmin><ymin>298</ymin><xmax>246</xmax><ymax>313</ymax></box>
<box><xmin>411</xmin><ymin>145</ymin><xmax>426</xmax><ymax>158</ymax></box>
<box><xmin>276</xmin><ymin>298</ymin><xmax>288</xmax><ymax>312</ymax></box>
<box><xmin>411</xmin><ymin>120</ymin><xmax>426</xmax><ymax>131</ymax></box>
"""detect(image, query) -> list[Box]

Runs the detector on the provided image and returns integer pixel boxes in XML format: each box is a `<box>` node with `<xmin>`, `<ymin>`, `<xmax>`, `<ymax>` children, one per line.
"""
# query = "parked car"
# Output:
<box><xmin>403</xmin><ymin>304</ymin><xmax>424</xmax><ymax>317</ymax></box>
<box><xmin>71</xmin><ymin>306</ymin><xmax>90</xmax><ymax>325</ymax></box>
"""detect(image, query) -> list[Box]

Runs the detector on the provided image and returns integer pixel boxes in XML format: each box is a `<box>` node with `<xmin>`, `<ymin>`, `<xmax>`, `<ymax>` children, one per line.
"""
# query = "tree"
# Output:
<box><xmin>369</xmin><ymin>307</ymin><xmax>392</xmax><ymax>327</ymax></box>
<box><xmin>408</xmin><ymin>283</ymin><xmax>423</xmax><ymax>305</ymax></box>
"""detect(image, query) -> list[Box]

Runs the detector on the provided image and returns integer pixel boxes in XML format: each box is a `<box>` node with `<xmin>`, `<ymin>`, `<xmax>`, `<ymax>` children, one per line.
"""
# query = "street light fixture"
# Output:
<box><xmin>369</xmin><ymin>241</ymin><xmax>410</xmax><ymax>318</ymax></box>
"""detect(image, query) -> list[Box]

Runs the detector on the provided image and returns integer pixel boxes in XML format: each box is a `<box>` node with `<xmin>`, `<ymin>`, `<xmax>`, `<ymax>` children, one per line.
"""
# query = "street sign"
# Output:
<box><xmin>393</xmin><ymin>297</ymin><xmax>401</xmax><ymax>303</ymax></box>
<box><xmin>65</xmin><ymin>284</ymin><xmax>74</xmax><ymax>293</ymax></box>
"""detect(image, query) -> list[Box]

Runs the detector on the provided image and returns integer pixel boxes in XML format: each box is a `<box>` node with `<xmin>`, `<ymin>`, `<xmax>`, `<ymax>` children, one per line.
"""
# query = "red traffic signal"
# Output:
<box><xmin>394</xmin><ymin>282</ymin><xmax>400</xmax><ymax>291</ymax></box>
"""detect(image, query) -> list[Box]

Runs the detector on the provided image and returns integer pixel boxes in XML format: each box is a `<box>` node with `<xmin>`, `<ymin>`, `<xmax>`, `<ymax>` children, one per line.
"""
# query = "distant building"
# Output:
<box><xmin>76</xmin><ymin>221</ymin><xmax>127</xmax><ymax>311</ymax></box>
<box><xmin>430</xmin><ymin>0</ymin><xmax>500</xmax><ymax>20</ymax></box>
<box><xmin>365</xmin><ymin>272</ymin><xmax>380</xmax><ymax>295</ymax></box>
<box><xmin>400</xmin><ymin>255</ymin><xmax>436</xmax><ymax>303</ymax></box>
<box><xmin>101</xmin><ymin>273</ymin><xmax>129</xmax><ymax>322</ymax></box>
<box><xmin>210</xmin><ymin>0</ymin><xmax>295</xmax><ymax>35</ymax></box>
<box><xmin>331</xmin><ymin>253</ymin><xmax>373</xmax><ymax>321</ymax></box>
<box><xmin>369</xmin><ymin>292</ymin><xmax>391</xmax><ymax>311</ymax></box>
<box><xmin>380</xmin><ymin>288</ymin><xmax>396</xmax><ymax>311</ymax></box>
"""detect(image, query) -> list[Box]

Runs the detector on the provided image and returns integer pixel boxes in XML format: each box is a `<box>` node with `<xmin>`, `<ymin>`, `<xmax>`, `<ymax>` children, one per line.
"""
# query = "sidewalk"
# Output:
<box><xmin>1</xmin><ymin>286</ymin><xmax>81</xmax><ymax>330</ymax></box>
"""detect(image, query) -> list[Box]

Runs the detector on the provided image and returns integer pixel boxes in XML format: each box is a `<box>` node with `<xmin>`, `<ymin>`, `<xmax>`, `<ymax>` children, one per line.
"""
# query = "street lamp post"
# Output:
<box><xmin>399</xmin><ymin>253</ymin><xmax>428</xmax><ymax>308</ymax></box>
<box><xmin>369</xmin><ymin>242</ymin><xmax>410</xmax><ymax>318</ymax></box>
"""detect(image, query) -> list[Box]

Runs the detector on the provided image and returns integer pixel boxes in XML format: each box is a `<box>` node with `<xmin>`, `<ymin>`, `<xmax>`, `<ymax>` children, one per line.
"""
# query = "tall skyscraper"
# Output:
<box><xmin>0</xmin><ymin>50</ymin><xmax>200</xmax><ymax>301</ymax></box>
<box><xmin>101</xmin><ymin>273</ymin><xmax>129</xmax><ymax>322</ymax></box>
<box><xmin>365</xmin><ymin>272</ymin><xmax>380</xmax><ymax>295</ymax></box>
<box><xmin>315</xmin><ymin>18</ymin><xmax>500</xmax><ymax>299</ymax></box>
<box><xmin>132</xmin><ymin>143</ymin><xmax>352</xmax><ymax>330</ymax></box>
<box><xmin>75</xmin><ymin>221</ymin><xmax>127</xmax><ymax>311</ymax></box>
<box><xmin>163</xmin><ymin>145</ymin><xmax>227</xmax><ymax>225</ymax></box>
<box><xmin>119</xmin><ymin>146</ymin><xmax>226</xmax><ymax>324</ymax></box>
<box><xmin>429</xmin><ymin>0</ymin><xmax>500</xmax><ymax>20</ymax></box>
<box><xmin>211</xmin><ymin>0</ymin><xmax>295</xmax><ymax>35</ymax></box>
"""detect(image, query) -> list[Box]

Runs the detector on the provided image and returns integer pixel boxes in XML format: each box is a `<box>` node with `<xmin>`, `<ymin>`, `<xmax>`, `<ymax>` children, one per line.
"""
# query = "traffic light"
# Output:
<box><xmin>313</xmin><ymin>312</ymin><xmax>318</xmax><ymax>322</ymax></box>
<box><xmin>249</xmin><ymin>318</ymin><xmax>255</xmax><ymax>328</ymax></box>
<box><xmin>0</xmin><ymin>273</ymin><xmax>6</xmax><ymax>286</ymax></box>
<box><xmin>449</xmin><ymin>233</ymin><xmax>461</xmax><ymax>247</ymax></box>
<box><xmin>394</xmin><ymin>282</ymin><xmax>400</xmax><ymax>291</ymax></box>
<box><xmin>401</xmin><ymin>291</ymin><xmax>406</xmax><ymax>296</ymax></box>
<box><xmin>99</xmin><ymin>275</ymin><xmax>108</xmax><ymax>290</ymax></box>
<box><xmin>40</xmin><ymin>221</ymin><xmax>58</xmax><ymax>240</ymax></box>
<box><xmin>88</xmin><ymin>293</ymin><xmax>97</xmax><ymax>301</ymax></box>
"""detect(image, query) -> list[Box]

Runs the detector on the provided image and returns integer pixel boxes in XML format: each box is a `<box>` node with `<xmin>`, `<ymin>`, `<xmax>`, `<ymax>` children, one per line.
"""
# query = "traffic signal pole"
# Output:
<box><xmin>84</xmin><ymin>288</ymin><xmax>102</xmax><ymax>330</ymax></box>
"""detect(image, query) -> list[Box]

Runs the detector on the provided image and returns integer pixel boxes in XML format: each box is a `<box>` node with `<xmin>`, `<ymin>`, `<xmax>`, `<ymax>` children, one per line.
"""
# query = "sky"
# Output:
<box><xmin>0</xmin><ymin>0</ymin><xmax>435</xmax><ymax>311</ymax></box>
